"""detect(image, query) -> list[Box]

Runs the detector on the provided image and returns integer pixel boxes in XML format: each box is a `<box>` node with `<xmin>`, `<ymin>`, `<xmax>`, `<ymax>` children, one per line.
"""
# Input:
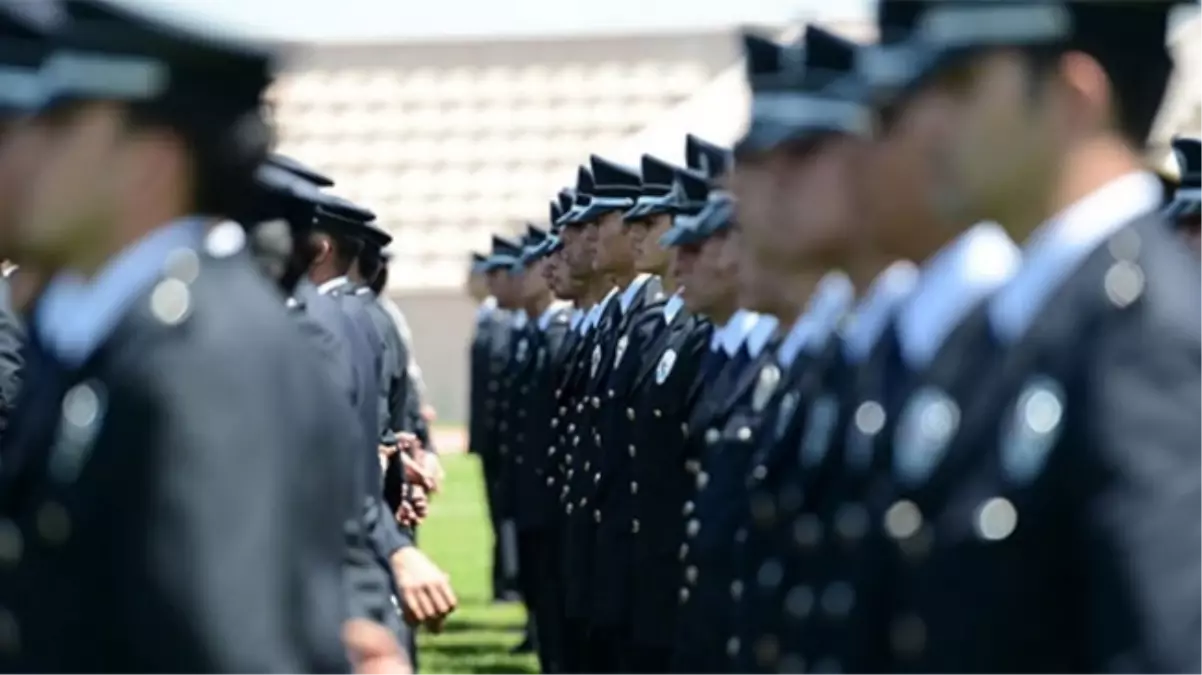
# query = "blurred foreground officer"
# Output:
<box><xmin>863</xmin><ymin>1</ymin><xmax>1200</xmax><ymax>671</ymax></box>
<box><xmin>0</xmin><ymin>1</ymin><xmax>353</xmax><ymax>670</ymax></box>
<box><xmin>1164</xmin><ymin>137</ymin><xmax>1200</xmax><ymax>253</ymax></box>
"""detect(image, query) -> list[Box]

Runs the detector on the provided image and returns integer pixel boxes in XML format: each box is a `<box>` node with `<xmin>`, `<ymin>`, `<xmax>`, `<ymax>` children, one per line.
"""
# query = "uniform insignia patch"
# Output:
<box><xmin>798</xmin><ymin>393</ymin><xmax>840</xmax><ymax>468</ymax></box>
<box><xmin>50</xmin><ymin>380</ymin><xmax>107</xmax><ymax>483</ymax></box>
<box><xmin>591</xmin><ymin>344</ymin><xmax>602</xmax><ymax>378</ymax></box>
<box><xmin>1000</xmin><ymin>375</ymin><xmax>1064</xmax><ymax>485</ymax></box>
<box><xmin>516</xmin><ymin>338</ymin><xmax>529</xmax><ymax>363</ymax></box>
<box><xmin>613</xmin><ymin>335</ymin><xmax>629</xmax><ymax>370</ymax></box>
<box><xmin>893</xmin><ymin>387</ymin><xmax>960</xmax><ymax>487</ymax></box>
<box><xmin>655</xmin><ymin>348</ymin><xmax>677</xmax><ymax>384</ymax></box>
<box><xmin>774</xmin><ymin>391</ymin><xmax>799</xmax><ymax>440</ymax></box>
<box><xmin>752</xmin><ymin>365</ymin><xmax>781</xmax><ymax>412</ymax></box>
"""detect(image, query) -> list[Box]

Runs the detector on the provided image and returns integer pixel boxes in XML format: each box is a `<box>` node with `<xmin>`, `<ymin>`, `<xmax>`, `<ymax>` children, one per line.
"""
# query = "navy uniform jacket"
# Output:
<box><xmin>627</xmin><ymin>304</ymin><xmax>711</xmax><ymax>648</ymax></box>
<box><xmin>509</xmin><ymin>305</ymin><xmax>572</xmax><ymax>533</ymax></box>
<box><xmin>294</xmin><ymin>281</ymin><xmax>410</xmax><ymax>626</ymax></box>
<box><xmin>878</xmin><ymin>210</ymin><xmax>1201</xmax><ymax>673</ymax></box>
<box><xmin>0</xmin><ymin>227</ymin><xmax>352</xmax><ymax>672</ymax></box>
<box><xmin>674</xmin><ymin>316</ymin><xmax>780</xmax><ymax>674</ymax></box>
<box><xmin>589</xmin><ymin>276</ymin><xmax>670</xmax><ymax>627</ymax></box>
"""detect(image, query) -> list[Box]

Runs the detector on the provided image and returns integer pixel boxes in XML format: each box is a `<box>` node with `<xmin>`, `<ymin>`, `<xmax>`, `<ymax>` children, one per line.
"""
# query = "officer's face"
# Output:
<box><xmin>937</xmin><ymin>51</ymin><xmax>1062</xmax><ymax>230</ymax></box>
<box><xmin>522</xmin><ymin>259</ymin><xmax>548</xmax><ymax>300</ymax></box>
<box><xmin>631</xmin><ymin>213</ymin><xmax>672</xmax><ymax>273</ymax></box>
<box><xmin>865</xmin><ymin>85</ymin><xmax>961</xmax><ymax>261</ymax></box>
<box><xmin>559</xmin><ymin>224</ymin><xmax>594</xmax><ymax>282</ymax></box>
<box><xmin>731</xmin><ymin>156</ymin><xmax>778</xmax><ymax>266</ymax></box>
<box><xmin>0</xmin><ymin>116</ymin><xmax>50</xmax><ymax>259</ymax></box>
<box><xmin>19</xmin><ymin>102</ymin><xmax>130</xmax><ymax>268</ymax></box>
<box><xmin>592</xmin><ymin>210</ymin><xmax>631</xmax><ymax>274</ymax></box>
<box><xmin>687</xmin><ymin>230</ymin><xmax>738</xmax><ymax>315</ymax></box>
<box><xmin>772</xmin><ymin>134</ymin><xmax>866</xmax><ymax>268</ymax></box>
<box><xmin>737</xmin><ymin>237</ymin><xmax>776</xmax><ymax>314</ymax></box>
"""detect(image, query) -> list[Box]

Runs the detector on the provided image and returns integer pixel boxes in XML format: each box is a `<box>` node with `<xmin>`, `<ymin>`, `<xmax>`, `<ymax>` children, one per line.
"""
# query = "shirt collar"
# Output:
<box><xmin>663</xmin><ymin>291</ymin><xmax>685</xmax><ymax>325</ymax></box>
<box><xmin>896</xmin><ymin>222</ymin><xmax>1020</xmax><ymax>370</ymax></box>
<box><xmin>512</xmin><ymin>310</ymin><xmax>529</xmax><ymax>330</ymax></box>
<box><xmin>537</xmin><ymin>301</ymin><xmax>569</xmax><ymax>330</ymax></box>
<box><xmin>842</xmin><ymin>261</ymin><xmax>919</xmax><ymax>364</ymax></box>
<box><xmin>746</xmin><ymin>314</ymin><xmax>780</xmax><ymax>358</ymax></box>
<box><xmin>476</xmin><ymin>296</ymin><xmax>498</xmax><ymax>321</ymax></box>
<box><xmin>569</xmin><ymin>308</ymin><xmax>585</xmax><ymax>331</ymax></box>
<box><xmin>778</xmin><ymin>271</ymin><xmax>855</xmax><ymax>368</ymax></box>
<box><xmin>990</xmin><ymin>171</ymin><xmax>1161</xmax><ymax>344</ymax></box>
<box><xmin>36</xmin><ymin>217</ymin><xmax>208</xmax><ymax>366</ymax></box>
<box><xmin>317</xmin><ymin>275</ymin><xmax>349</xmax><ymax>295</ymax></box>
<box><xmin>618</xmin><ymin>273</ymin><xmax>652</xmax><ymax>314</ymax></box>
<box><xmin>718</xmin><ymin>309</ymin><xmax>760</xmax><ymax>356</ymax></box>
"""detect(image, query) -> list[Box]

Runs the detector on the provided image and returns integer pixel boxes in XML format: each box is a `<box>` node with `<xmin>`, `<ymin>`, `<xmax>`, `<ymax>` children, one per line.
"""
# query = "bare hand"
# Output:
<box><xmin>390</xmin><ymin>547</ymin><xmax>457</xmax><ymax>628</ymax></box>
<box><xmin>421</xmin><ymin>452</ymin><xmax>445</xmax><ymax>494</ymax></box>
<box><xmin>420</xmin><ymin>404</ymin><xmax>437</xmax><ymax>423</ymax></box>
<box><xmin>400</xmin><ymin>453</ymin><xmax>435</xmax><ymax>491</ymax></box>
<box><xmin>343</xmin><ymin>618</ymin><xmax>412</xmax><ymax>674</ymax></box>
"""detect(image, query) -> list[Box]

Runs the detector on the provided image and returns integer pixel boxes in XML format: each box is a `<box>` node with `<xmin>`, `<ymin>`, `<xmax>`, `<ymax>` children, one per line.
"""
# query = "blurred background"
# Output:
<box><xmin>124</xmin><ymin>0</ymin><xmax>1202</xmax><ymax>430</ymax></box>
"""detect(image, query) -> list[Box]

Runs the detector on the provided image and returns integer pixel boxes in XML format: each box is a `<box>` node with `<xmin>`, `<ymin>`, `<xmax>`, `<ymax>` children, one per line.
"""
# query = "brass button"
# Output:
<box><xmin>737</xmin><ymin>427</ymin><xmax>752</xmax><ymax>441</ymax></box>
<box><xmin>686</xmin><ymin>518</ymin><xmax>700</xmax><ymax>537</ymax></box>
<box><xmin>630</xmin><ymin>481</ymin><xmax>639</xmax><ymax>494</ymax></box>
<box><xmin>696</xmin><ymin>472</ymin><xmax>709</xmax><ymax>490</ymax></box>
<box><xmin>631</xmin><ymin>519</ymin><xmax>640</xmax><ymax>534</ymax></box>
<box><xmin>654</xmin><ymin>409</ymin><xmax>662</xmax><ymax>418</ymax></box>
<box><xmin>705</xmin><ymin>428</ymin><xmax>720</xmax><ymax>445</ymax></box>
<box><xmin>751</xmin><ymin>464</ymin><xmax>767</xmax><ymax>481</ymax></box>
<box><xmin>626</xmin><ymin>408</ymin><xmax>635</xmax><ymax>421</ymax></box>
<box><xmin>678</xmin><ymin>543</ymin><xmax>689</xmax><ymax>560</ymax></box>
<box><xmin>682</xmin><ymin>501</ymin><xmax>695</xmax><ymax>516</ymax></box>
<box><xmin>679</xmin><ymin>587</ymin><xmax>690</xmax><ymax>604</ymax></box>
<box><xmin>685</xmin><ymin>565</ymin><xmax>698</xmax><ymax>584</ymax></box>
<box><xmin>628</xmin><ymin>444</ymin><xmax>637</xmax><ymax>458</ymax></box>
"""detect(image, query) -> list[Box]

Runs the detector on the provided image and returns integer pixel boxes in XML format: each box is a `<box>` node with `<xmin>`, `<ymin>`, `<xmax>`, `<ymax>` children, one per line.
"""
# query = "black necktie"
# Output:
<box><xmin>699</xmin><ymin>348</ymin><xmax>729</xmax><ymax>386</ymax></box>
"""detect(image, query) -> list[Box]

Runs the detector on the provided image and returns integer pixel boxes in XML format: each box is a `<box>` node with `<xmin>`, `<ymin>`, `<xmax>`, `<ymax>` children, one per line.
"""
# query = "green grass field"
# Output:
<box><xmin>416</xmin><ymin>454</ymin><xmax>539</xmax><ymax>674</ymax></box>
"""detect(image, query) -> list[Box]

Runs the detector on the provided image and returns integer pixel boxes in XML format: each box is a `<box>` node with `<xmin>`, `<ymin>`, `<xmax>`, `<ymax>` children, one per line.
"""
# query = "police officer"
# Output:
<box><xmin>1165</xmin><ymin>136</ymin><xmax>1200</xmax><ymax>253</ymax></box>
<box><xmin>621</xmin><ymin>155</ymin><xmax>715</xmax><ymax>673</ymax></box>
<box><xmin>861</xmin><ymin>1</ymin><xmax>1200</xmax><ymax>671</ymax></box>
<box><xmin>0</xmin><ymin>1</ymin><xmax>350</xmax><ymax>669</ymax></box>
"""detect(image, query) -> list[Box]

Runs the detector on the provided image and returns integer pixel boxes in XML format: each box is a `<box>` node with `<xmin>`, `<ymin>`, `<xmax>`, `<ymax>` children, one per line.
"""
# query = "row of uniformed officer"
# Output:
<box><xmin>466</xmin><ymin>0</ymin><xmax>1200</xmax><ymax>673</ymax></box>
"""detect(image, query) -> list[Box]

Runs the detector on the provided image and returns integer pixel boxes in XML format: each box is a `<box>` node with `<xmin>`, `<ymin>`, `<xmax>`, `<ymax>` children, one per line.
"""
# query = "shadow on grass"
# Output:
<box><xmin>438</xmin><ymin>619</ymin><xmax>525</xmax><ymax>635</ymax></box>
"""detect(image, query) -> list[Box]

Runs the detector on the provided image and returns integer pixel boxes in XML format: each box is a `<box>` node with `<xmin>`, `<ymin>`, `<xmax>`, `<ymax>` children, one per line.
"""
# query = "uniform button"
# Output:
<box><xmin>696</xmin><ymin>471</ymin><xmax>709</xmax><ymax>490</ymax></box>
<box><xmin>568</xmin><ymin>423</ymin><xmax>576</xmax><ymax>433</ymax></box>
<box><xmin>628</xmin><ymin>444</ymin><xmax>637</xmax><ymax>458</ymax></box>
<box><xmin>36</xmin><ymin>502</ymin><xmax>71</xmax><ymax>545</ymax></box>
<box><xmin>686</xmin><ymin>518</ymin><xmax>700</xmax><ymax>538</ymax></box>
<box><xmin>890</xmin><ymin>613</ymin><xmax>927</xmax><ymax>659</ymax></box>
<box><xmin>685</xmin><ymin>460</ymin><xmax>700</xmax><ymax>474</ymax></box>
<box><xmin>754</xmin><ymin>635</ymin><xmax>780</xmax><ymax>669</ymax></box>
<box><xmin>631</xmin><ymin>519</ymin><xmax>640</xmax><ymax>534</ymax></box>
<box><xmin>757</xmin><ymin>559</ymin><xmax>783</xmax><ymax>589</ymax></box>
<box><xmin>0</xmin><ymin>520</ymin><xmax>22</xmax><ymax>567</ymax></box>
<box><xmin>737</xmin><ymin>427</ymin><xmax>752</xmax><ymax>441</ymax></box>
<box><xmin>0</xmin><ymin>607</ymin><xmax>19</xmax><ymax>655</ymax></box>
<box><xmin>565</xmin><ymin>454</ymin><xmax>573</xmax><ymax>464</ymax></box>
<box><xmin>548</xmin><ymin>446</ymin><xmax>557</xmax><ymax>456</ymax></box>
<box><xmin>853</xmin><ymin>400</ymin><xmax>886</xmax><ymax>435</ymax></box>
<box><xmin>592</xmin><ymin>397</ymin><xmax>600</xmax><ymax>408</ymax></box>
<box><xmin>685</xmin><ymin>565</ymin><xmax>698</xmax><ymax>585</ymax></box>
<box><xmin>594</xmin><ymin>510</ymin><xmax>601</xmax><ymax>523</ymax></box>
<box><xmin>630</xmin><ymin>481</ymin><xmax>639</xmax><ymax>495</ymax></box>
<box><xmin>726</xmin><ymin>637</ymin><xmax>740</xmax><ymax>658</ymax></box>
<box><xmin>820</xmin><ymin>582</ymin><xmax>855</xmax><ymax>618</ymax></box>
<box><xmin>584</xmin><ymin>461</ymin><xmax>591</xmax><ymax>472</ymax></box>
<box><xmin>974</xmin><ymin>496</ymin><xmax>1018</xmax><ymax>541</ymax></box>
<box><xmin>567</xmin><ymin>470</ymin><xmax>575</xmax><ymax>480</ymax></box>
<box><xmin>682</xmin><ymin>500</ymin><xmax>694</xmax><ymax>516</ymax></box>
<box><xmin>573</xmin><ymin>436</ymin><xmax>580</xmax><ymax>447</ymax></box>
<box><xmin>594</xmin><ymin>472</ymin><xmax>601</xmax><ymax>484</ymax></box>
<box><xmin>654</xmin><ymin>409</ymin><xmax>662</xmax><ymax>418</ymax></box>
<box><xmin>792</xmin><ymin>514</ymin><xmax>823</xmax><ymax>549</ymax></box>
<box><xmin>681</xmin><ymin>423</ymin><xmax>689</xmax><ymax>437</ymax></box>
<box><xmin>751</xmin><ymin>464</ymin><xmax>767</xmax><ymax>481</ymax></box>
<box><xmin>785</xmin><ymin>585</ymin><xmax>815</xmax><ymax>618</ymax></box>
<box><xmin>734</xmin><ymin>527</ymin><xmax>748</xmax><ymax>543</ymax></box>
<box><xmin>679</xmin><ymin>587</ymin><xmax>690</xmax><ymax>604</ymax></box>
<box><xmin>576</xmin><ymin>403</ymin><xmax>584</xmax><ymax>413</ymax></box>
<box><xmin>546</xmin><ymin>476</ymin><xmax>554</xmax><ymax>487</ymax></box>
<box><xmin>516</xmin><ymin>456</ymin><xmax>525</xmax><ymax>465</ymax></box>
<box><xmin>704</xmin><ymin>428</ymin><xmax>720</xmax><ymax>445</ymax></box>
<box><xmin>678</xmin><ymin>543</ymin><xmax>689</xmax><ymax>561</ymax></box>
<box><xmin>626</xmin><ymin>408</ymin><xmax>635</xmax><ymax>421</ymax></box>
<box><xmin>551</xmin><ymin>418</ymin><xmax>559</xmax><ymax>428</ymax></box>
<box><xmin>608</xmin><ymin>389</ymin><xmax>615</xmax><ymax>399</ymax></box>
<box><xmin>884</xmin><ymin>500</ymin><xmax>923</xmax><ymax>540</ymax></box>
<box><xmin>557</xmin><ymin>404</ymin><xmax>565</xmax><ymax>414</ymax></box>
<box><xmin>566</xmin><ymin>504</ymin><xmax>574</xmax><ymax>515</ymax></box>
<box><xmin>729</xmin><ymin>579</ymin><xmax>742</xmax><ymax>600</ymax></box>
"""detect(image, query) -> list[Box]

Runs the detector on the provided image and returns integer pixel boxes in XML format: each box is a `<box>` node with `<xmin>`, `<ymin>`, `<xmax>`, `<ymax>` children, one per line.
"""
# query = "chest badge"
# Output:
<box><xmin>751</xmin><ymin>364</ymin><xmax>781</xmax><ymax>412</ymax></box>
<box><xmin>1000</xmin><ymin>375</ymin><xmax>1065</xmax><ymax>486</ymax></box>
<box><xmin>798</xmin><ymin>393</ymin><xmax>840</xmax><ymax>468</ymax></box>
<box><xmin>613</xmin><ymin>335</ymin><xmax>629</xmax><ymax>370</ymax></box>
<box><xmin>774</xmin><ymin>391</ymin><xmax>799</xmax><ymax>441</ymax></box>
<box><xmin>655</xmin><ymin>348</ymin><xmax>677</xmax><ymax>385</ymax></box>
<box><xmin>516</xmin><ymin>337</ymin><xmax>529</xmax><ymax>363</ymax></box>
<box><xmin>50</xmin><ymin>380</ymin><xmax>108</xmax><ymax>484</ymax></box>
<box><xmin>893</xmin><ymin>387</ymin><xmax>960</xmax><ymax>487</ymax></box>
<box><xmin>590</xmin><ymin>344</ymin><xmax>602</xmax><ymax>379</ymax></box>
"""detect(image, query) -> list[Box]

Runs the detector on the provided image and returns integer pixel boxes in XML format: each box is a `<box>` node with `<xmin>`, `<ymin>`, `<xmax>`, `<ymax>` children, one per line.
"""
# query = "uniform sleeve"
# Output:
<box><xmin>123</xmin><ymin>337</ymin><xmax>349</xmax><ymax>673</ymax></box>
<box><xmin>365</xmin><ymin>493</ymin><xmax>413</xmax><ymax>556</ymax></box>
<box><xmin>294</xmin><ymin>313</ymin><xmax>356</xmax><ymax>405</ymax></box>
<box><xmin>1082</xmin><ymin>285</ymin><xmax>1202</xmax><ymax>674</ymax></box>
<box><xmin>0</xmin><ymin>282</ymin><xmax>24</xmax><ymax>431</ymax></box>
